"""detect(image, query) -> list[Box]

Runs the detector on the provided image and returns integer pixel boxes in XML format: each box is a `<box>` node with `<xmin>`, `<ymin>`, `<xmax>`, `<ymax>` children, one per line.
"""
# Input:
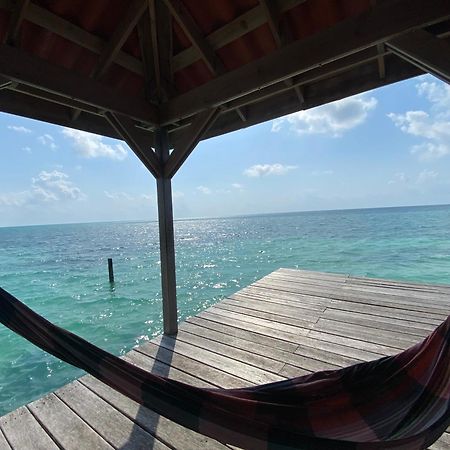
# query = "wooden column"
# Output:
<box><xmin>155</xmin><ymin>127</ymin><xmax>178</xmax><ymax>335</ymax></box>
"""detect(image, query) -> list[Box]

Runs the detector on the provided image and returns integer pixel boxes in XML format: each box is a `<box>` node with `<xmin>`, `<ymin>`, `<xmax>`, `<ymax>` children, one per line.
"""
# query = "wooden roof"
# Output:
<box><xmin>0</xmin><ymin>0</ymin><xmax>449</xmax><ymax>176</ymax></box>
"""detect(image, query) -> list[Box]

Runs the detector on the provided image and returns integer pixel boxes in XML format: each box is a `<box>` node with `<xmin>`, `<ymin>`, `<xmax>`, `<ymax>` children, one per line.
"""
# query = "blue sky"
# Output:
<box><xmin>0</xmin><ymin>74</ymin><xmax>449</xmax><ymax>227</ymax></box>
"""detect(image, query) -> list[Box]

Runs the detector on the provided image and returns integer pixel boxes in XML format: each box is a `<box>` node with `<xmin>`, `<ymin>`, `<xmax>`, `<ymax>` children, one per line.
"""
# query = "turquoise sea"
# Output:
<box><xmin>0</xmin><ymin>204</ymin><xmax>450</xmax><ymax>415</ymax></box>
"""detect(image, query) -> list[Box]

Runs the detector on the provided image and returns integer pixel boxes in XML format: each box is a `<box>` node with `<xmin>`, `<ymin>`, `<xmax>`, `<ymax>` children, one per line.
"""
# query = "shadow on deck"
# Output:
<box><xmin>1</xmin><ymin>268</ymin><xmax>450</xmax><ymax>449</ymax></box>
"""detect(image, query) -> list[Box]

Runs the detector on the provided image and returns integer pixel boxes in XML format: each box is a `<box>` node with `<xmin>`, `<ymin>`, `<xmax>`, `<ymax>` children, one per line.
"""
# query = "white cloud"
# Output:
<box><xmin>104</xmin><ymin>191</ymin><xmax>151</xmax><ymax>202</ymax></box>
<box><xmin>32</xmin><ymin>170</ymin><xmax>84</xmax><ymax>201</ymax></box>
<box><xmin>311</xmin><ymin>170</ymin><xmax>334</xmax><ymax>176</ymax></box>
<box><xmin>62</xmin><ymin>128</ymin><xmax>127</xmax><ymax>161</ymax></box>
<box><xmin>388</xmin><ymin>80</ymin><xmax>450</xmax><ymax>161</ymax></box>
<box><xmin>0</xmin><ymin>191</ymin><xmax>30</xmax><ymax>207</ymax></box>
<box><xmin>410</xmin><ymin>142</ymin><xmax>450</xmax><ymax>161</ymax></box>
<box><xmin>244</xmin><ymin>163</ymin><xmax>297</xmax><ymax>177</ymax></box>
<box><xmin>8</xmin><ymin>125</ymin><xmax>31</xmax><ymax>133</ymax></box>
<box><xmin>232</xmin><ymin>183</ymin><xmax>244</xmax><ymax>190</ymax></box>
<box><xmin>22</xmin><ymin>146</ymin><xmax>31</xmax><ymax>153</ymax></box>
<box><xmin>417</xmin><ymin>169</ymin><xmax>438</xmax><ymax>184</ymax></box>
<box><xmin>196</xmin><ymin>185</ymin><xmax>211</xmax><ymax>195</ymax></box>
<box><xmin>272</xmin><ymin>94</ymin><xmax>377</xmax><ymax>137</ymax></box>
<box><xmin>0</xmin><ymin>170</ymin><xmax>84</xmax><ymax>207</ymax></box>
<box><xmin>388</xmin><ymin>172</ymin><xmax>409</xmax><ymax>185</ymax></box>
<box><xmin>173</xmin><ymin>191</ymin><xmax>185</xmax><ymax>199</ymax></box>
<box><xmin>38</xmin><ymin>134</ymin><xmax>57</xmax><ymax>150</ymax></box>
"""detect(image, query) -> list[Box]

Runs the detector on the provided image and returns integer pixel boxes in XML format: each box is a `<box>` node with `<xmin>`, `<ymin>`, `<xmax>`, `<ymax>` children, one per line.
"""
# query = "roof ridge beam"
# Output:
<box><xmin>160</xmin><ymin>0</ymin><xmax>450</xmax><ymax>124</ymax></box>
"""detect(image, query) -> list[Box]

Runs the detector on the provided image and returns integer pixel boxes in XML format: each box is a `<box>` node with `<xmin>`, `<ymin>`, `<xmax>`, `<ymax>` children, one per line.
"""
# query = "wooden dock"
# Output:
<box><xmin>1</xmin><ymin>268</ymin><xmax>450</xmax><ymax>449</ymax></box>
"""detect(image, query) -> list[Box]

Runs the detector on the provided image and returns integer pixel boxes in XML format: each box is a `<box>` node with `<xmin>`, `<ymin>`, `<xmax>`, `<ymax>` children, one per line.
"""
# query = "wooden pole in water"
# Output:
<box><xmin>108</xmin><ymin>258</ymin><xmax>114</xmax><ymax>283</ymax></box>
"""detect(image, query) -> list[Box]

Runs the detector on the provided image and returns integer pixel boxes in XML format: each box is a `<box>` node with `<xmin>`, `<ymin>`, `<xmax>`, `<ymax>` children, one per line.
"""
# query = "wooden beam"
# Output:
<box><xmin>105</xmin><ymin>112</ymin><xmax>161</xmax><ymax>178</ymax></box>
<box><xmin>387</xmin><ymin>29</ymin><xmax>450</xmax><ymax>84</ymax></box>
<box><xmin>71</xmin><ymin>0</ymin><xmax>146</xmax><ymax>121</ymax></box>
<box><xmin>0</xmin><ymin>89</ymin><xmax>122</xmax><ymax>139</ymax></box>
<box><xmin>137</xmin><ymin>10</ymin><xmax>157</xmax><ymax>102</ymax></box>
<box><xmin>92</xmin><ymin>0</ymin><xmax>146</xmax><ymax>79</ymax></box>
<box><xmin>225</xmin><ymin>47</ymin><xmax>382</xmax><ymax>112</ymax></box>
<box><xmin>370</xmin><ymin>0</ymin><xmax>385</xmax><ymax>79</ymax></box>
<box><xmin>0</xmin><ymin>44</ymin><xmax>159</xmax><ymax>124</ymax></box>
<box><xmin>294</xmin><ymin>85</ymin><xmax>304</xmax><ymax>104</ymax></box>
<box><xmin>259</xmin><ymin>0</ymin><xmax>282</xmax><ymax>47</ymax></box>
<box><xmin>164</xmin><ymin>107</ymin><xmax>219</xmax><ymax>178</ymax></box>
<box><xmin>160</xmin><ymin>0</ymin><xmax>450</xmax><ymax>124</ymax></box>
<box><xmin>152</xmin><ymin>0</ymin><xmax>174</xmax><ymax>101</ymax></box>
<box><xmin>172</xmin><ymin>0</ymin><xmax>306</xmax><ymax>72</ymax></box>
<box><xmin>203</xmin><ymin>56</ymin><xmax>422</xmax><ymax>142</ymax></box>
<box><xmin>155</xmin><ymin>127</ymin><xmax>178</xmax><ymax>335</ymax></box>
<box><xmin>11</xmin><ymin>83</ymin><xmax>100</xmax><ymax>114</ymax></box>
<box><xmin>0</xmin><ymin>0</ymin><xmax>144</xmax><ymax>75</ymax></box>
<box><xmin>3</xmin><ymin>0</ymin><xmax>29</xmax><ymax>45</ymax></box>
<box><xmin>164</xmin><ymin>0</ymin><xmax>224</xmax><ymax>74</ymax></box>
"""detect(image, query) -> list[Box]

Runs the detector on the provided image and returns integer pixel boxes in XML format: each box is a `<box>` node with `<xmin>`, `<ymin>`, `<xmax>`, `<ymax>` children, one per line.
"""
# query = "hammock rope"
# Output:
<box><xmin>0</xmin><ymin>286</ymin><xmax>449</xmax><ymax>449</ymax></box>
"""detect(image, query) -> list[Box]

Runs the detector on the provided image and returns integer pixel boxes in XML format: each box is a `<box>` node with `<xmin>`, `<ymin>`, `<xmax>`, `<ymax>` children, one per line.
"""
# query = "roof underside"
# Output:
<box><xmin>0</xmin><ymin>0</ymin><xmax>449</xmax><ymax>160</ymax></box>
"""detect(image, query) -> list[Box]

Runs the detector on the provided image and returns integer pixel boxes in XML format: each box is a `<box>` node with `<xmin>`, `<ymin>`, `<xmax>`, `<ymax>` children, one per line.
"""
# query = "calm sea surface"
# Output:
<box><xmin>0</xmin><ymin>205</ymin><xmax>450</xmax><ymax>415</ymax></box>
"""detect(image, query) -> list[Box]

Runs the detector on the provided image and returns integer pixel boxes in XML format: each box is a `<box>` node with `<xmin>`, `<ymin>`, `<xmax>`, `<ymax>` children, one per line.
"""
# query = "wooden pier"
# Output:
<box><xmin>1</xmin><ymin>268</ymin><xmax>450</xmax><ymax>449</ymax></box>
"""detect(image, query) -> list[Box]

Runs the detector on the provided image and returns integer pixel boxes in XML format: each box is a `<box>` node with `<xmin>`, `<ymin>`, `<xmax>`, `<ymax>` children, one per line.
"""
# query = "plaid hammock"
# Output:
<box><xmin>0</xmin><ymin>286</ymin><xmax>449</xmax><ymax>449</ymax></box>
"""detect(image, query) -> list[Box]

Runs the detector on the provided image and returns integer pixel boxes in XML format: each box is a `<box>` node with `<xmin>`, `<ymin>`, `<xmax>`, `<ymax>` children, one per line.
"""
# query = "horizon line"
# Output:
<box><xmin>1</xmin><ymin>202</ymin><xmax>449</xmax><ymax>229</ymax></box>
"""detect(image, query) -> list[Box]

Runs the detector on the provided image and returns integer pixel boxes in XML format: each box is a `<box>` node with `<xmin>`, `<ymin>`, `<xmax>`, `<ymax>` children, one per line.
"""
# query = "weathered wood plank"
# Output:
<box><xmin>2</xmin><ymin>268</ymin><xmax>450</xmax><ymax>449</ymax></box>
<box><xmin>55</xmin><ymin>382</ymin><xmax>170</xmax><ymax>450</ymax></box>
<box><xmin>215</xmin><ymin>300</ymin><xmax>319</xmax><ymax>328</ymax></box>
<box><xmin>186</xmin><ymin>315</ymin><xmax>299</xmax><ymax>353</ymax></box>
<box><xmin>27</xmin><ymin>394</ymin><xmax>114</xmax><ymax>450</ymax></box>
<box><xmin>180</xmin><ymin>321</ymin><xmax>352</xmax><ymax>371</ymax></box>
<box><xmin>135</xmin><ymin>342</ymin><xmax>247</xmax><ymax>389</ymax></box>
<box><xmin>151</xmin><ymin>334</ymin><xmax>284</xmax><ymax>385</ymax></box>
<box><xmin>173</xmin><ymin>327</ymin><xmax>285</xmax><ymax>373</ymax></box>
<box><xmin>205</xmin><ymin>305</ymin><xmax>310</xmax><ymax>336</ymax></box>
<box><xmin>79</xmin><ymin>376</ymin><xmax>228</xmax><ymax>450</ymax></box>
<box><xmin>322</xmin><ymin>308</ymin><xmax>435</xmax><ymax>336</ymax></box>
<box><xmin>0</xmin><ymin>407</ymin><xmax>54</xmax><ymax>450</ymax></box>
<box><xmin>0</xmin><ymin>429</ymin><xmax>10</xmax><ymax>450</ymax></box>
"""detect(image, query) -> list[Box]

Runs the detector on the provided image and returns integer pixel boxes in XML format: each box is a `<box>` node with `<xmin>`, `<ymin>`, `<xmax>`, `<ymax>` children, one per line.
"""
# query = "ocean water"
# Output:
<box><xmin>0</xmin><ymin>204</ymin><xmax>450</xmax><ymax>415</ymax></box>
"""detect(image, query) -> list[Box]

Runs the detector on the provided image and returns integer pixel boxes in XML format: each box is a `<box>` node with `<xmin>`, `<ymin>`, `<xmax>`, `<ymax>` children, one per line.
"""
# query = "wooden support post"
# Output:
<box><xmin>108</xmin><ymin>258</ymin><xmax>114</xmax><ymax>283</ymax></box>
<box><xmin>155</xmin><ymin>127</ymin><xmax>178</xmax><ymax>335</ymax></box>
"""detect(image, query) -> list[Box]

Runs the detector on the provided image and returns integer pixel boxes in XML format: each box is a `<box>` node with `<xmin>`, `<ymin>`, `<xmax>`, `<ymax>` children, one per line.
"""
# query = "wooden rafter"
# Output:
<box><xmin>160</xmin><ymin>0</ymin><xmax>450</xmax><ymax>124</ymax></box>
<box><xmin>387</xmin><ymin>29</ymin><xmax>450</xmax><ymax>84</ymax></box>
<box><xmin>0</xmin><ymin>44</ymin><xmax>158</xmax><ymax>124</ymax></box>
<box><xmin>71</xmin><ymin>0</ymin><xmax>146</xmax><ymax>121</ymax></box>
<box><xmin>161</xmin><ymin>0</ymin><xmax>252</xmax><ymax>124</ymax></box>
<box><xmin>92</xmin><ymin>0</ymin><xmax>146</xmax><ymax>80</ymax></box>
<box><xmin>370</xmin><ymin>0</ymin><xmax>386</xmax><ymax>79</ymax></box>
<box><xmin>259</xmin><ymin>0</ymin><xmax>282</xmax><ymax>47</ymax></box>
<box><xmin>3</xmin><ymin>0</ymin><xmax>29</xmax><ymax>45</ymax></box>
<box><xmin>151</xmin><ymin>0</ymin><xmax>174</xmax><ymax>101</ymax></box>
<box><xmin>203</xmin><ymin>55</ymin><xmax>422</xmax><ymax>142</ymax></box>
<box><xmin>172</xmin><ymin>0</ymin><xmax>306</xmax><ymax>72</ymax></box>
<box><xmin>137</xmin><ymin>10</ymin><xmax>157</xmax><ymax>102</ymax></box>
<box><xmin>105</xmin><ymin>112</ymin><xmax>161</xmax><ymax>178</ymax></box>
<box><xmin>164</xmin><ymin>0</ymin><xmax>224</xmax><ymax>74</ymax></box>
<box><xmin>165</xmin><ymin>107</ymin><xmax>219</xmax><ymax>178</ymax></box>
<box><xmin>0</xmin><ymin>0</ymin><xmax>144</xmax><ymax>75</ymax></box>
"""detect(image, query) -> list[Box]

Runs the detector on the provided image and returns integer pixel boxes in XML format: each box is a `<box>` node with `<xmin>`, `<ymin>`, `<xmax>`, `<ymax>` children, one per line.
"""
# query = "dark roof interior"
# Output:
<box><xmin>0</xmin><ymin>0</ymin><xmax>449</xmax><ymax>176</ymax></box>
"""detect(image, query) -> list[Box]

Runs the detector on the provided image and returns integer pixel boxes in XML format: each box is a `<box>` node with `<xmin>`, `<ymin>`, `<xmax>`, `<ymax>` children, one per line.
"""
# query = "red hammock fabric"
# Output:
<box><xmin>0</xmin><ymin>286</ymin><xmax>449</xmax><ymax>449</ymax></box>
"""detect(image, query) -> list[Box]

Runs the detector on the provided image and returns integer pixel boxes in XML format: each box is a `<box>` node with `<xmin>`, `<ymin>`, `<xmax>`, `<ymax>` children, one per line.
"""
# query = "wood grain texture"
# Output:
<box><xmin>2</xmin><ymin>268</ymin><xmax>450</xmax><ymax>448</ymax></box>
